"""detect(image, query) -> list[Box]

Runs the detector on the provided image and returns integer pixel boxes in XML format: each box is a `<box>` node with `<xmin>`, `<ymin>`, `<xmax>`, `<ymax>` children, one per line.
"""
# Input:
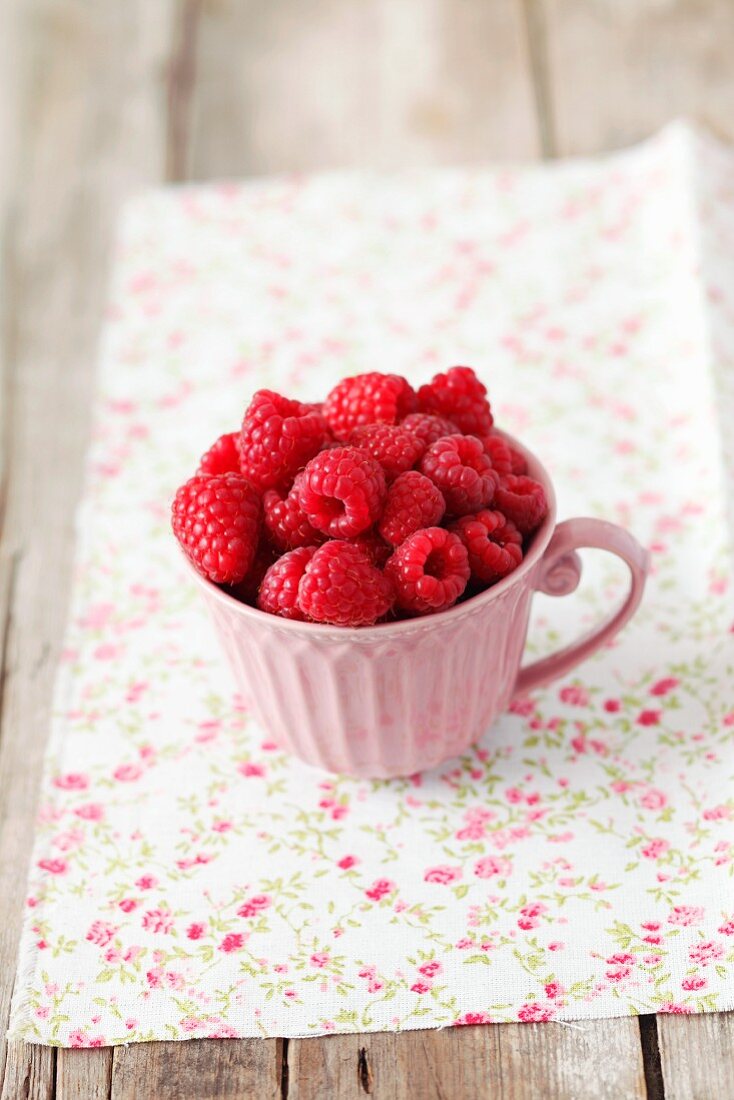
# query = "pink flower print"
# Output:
<box><xmin>517</xmin><ymin>901</ymin><xmax>547</xmax><ymax>930</ymax></box>
<box><xmin>650</xmin><ymin>677</ymin><xmax>678</xmax><ymax>696</ymax></box>
<box><xmin>142</xmin><ymin>908</ymin><xmax>174</xmax><ymax>934</ymax></box>
<box><xmin>125</xmin><ymin>1018</ymin><xmax>137</xmax><ymax>1031</ymax></box>
<box><xmin>118</xmin><ymin>898</ymin><xmax>138</xmax><ymax>913</ymax></box>
<box><xmin>418</xmin><ymin>961</ymin><xmax>442</xmax><ymax>979</ymax></box>
<box><xmin>410</xmin><ymin>981</ymin><xmax>431</xmax><ymax>994</ymax></box>
<box><xmin>682</xmin><ymin>976</ymin><xmax>707</xmax><ymax>991</ymax></box>
<box><xmin>474</xmin><ymin>856</ymin><xmax>512</xmax><ymax>879</ymax></box>
<box><xmin>69</xmin><ymin>1029</ymin><xmax>90</xmax><ymax>1048</ymax></box>
<box><xmin>668</xmin><ymin>905</ymin><xmax>705</xmax><ymax>927</ymax></box>
<box><xmin>186</xmin><ymin>922</ymin><xmax>207</xmax><ymax>940</ymax></box>
<box><xmin>38</xmin><ymin>858</ymin><xmax>68</xmax><ymax>875</ymax></box>
<box><xmin>718</xmin><ymin>917</ymin><xmax>734</xmax><ymax>935</ymax></box>
<box><xmin>135</xmin><ymin>875</ymin><xmax>158</xmax><ymax>890</ymax></box>
<box><xmin>641</xmin><ymin>921</ymin><xmax>661</xmax><ymax>931</ymax></box>
<box><xmin>659</xmin><ymin>1002</ymin><xmax>693</xmax><ymax>1015</ymax></box>
<box><xmin>337</xmin><ymin>855</ymin><xmax>359</xmax><ymax>870</ymax></box>
<box><xmin>559</xmin><ymin>685</ymin><xmax>589</xmax><ymax>706</ymax></box>
<box><xmin>424</xmin><ymin>865</ymin><xmax>462</xmax><ymax>885</ymax></box>
<box><xmin>319</xmin><ymin>798</ymin><xmax>348</xmax><ymax>820</ymax></box>
<box><xmin>94</xmin><ymin>643</ymin><xmax>120</xmax><ymax>660</ymax></box>
<box><xmin>544</xmin><ymin>982</ymin><xmax>565</xmax><ymax>1000</ymax></box>
<box><xmin>53</xmin><ymin>772</ymin><xmax>89</xmax><ymax>791</ymax></box>
<box><xmin>548</xmin><ymin>942</ymin><xmax>564</xmax><ymax>952</ymax></box>
<box><xmin>237</xmin><ymin>894</ymin><xmax>272</xmax><ymax>918</ymax></box>
<box><xmin>35</xmin><ymin>1006</ymin><xmax>50</xmax><ymax>1019</ymax></box>
<box><xmin>509</xmin><ymin>698</ymin><xmax>534</xmax><ymax>717</ymax></box>
<box><xmin>637</xmin><ymin>709</ymin><xmax>661</xmax><ymax>727</ymax></box>
<box><xmin>52</xmin><ymin>829</ymin><xmax>84</xmax><ymax>852</ymax></box>
<box><xmin>73</xmin><ymin>802</ymin><xmax>104</xmax><ymax>820</ymax></box>
<box><xmin>456</xmin><ymin>820</ymin><xmax>486</xmax><ymax>841</ymax></box>
<box><xmin>238</xmin><ymin>762</ymin><xmax>266</xmax><ymax>778</ymax></box>
<box><xmin>639</xmin><ymin>788</ymin><xmax>667</xmax><ymax>811</ymax></box>
<box><xmin>365</xmin><ymin>879</ymin><xmax>396</xmax><ymax>901</ymax></box>
<box><xmin>86</xmin><ymin>920</ymin><xmax>118</xmax><ymax>947</ymax></box>
<box><xmin>605</xmin><ymin>952</ymin><xmax>634</xmax><ymax>981</ymax></box>
<box><xmin>114</xmin><ymin>763</ymin><xmax>143</xmax><ymax>782</ymax></box>
<box><xmin>641</xmin><ymin>838</ymin><xmax>670</xmax><ymax>860</ymax></box>
<box><xmin>181</xmin><ymin>1017</ymin><xmax>204</xmax><ymax>1032</ymax></box>
<box><xmin>219</xmin><ymin>933</ymin><xmax>245</xmax><ymax>953</ymax></box>
<box><xmin>310</xmin><ymin>952</ymin><xmax>330</xmax><ymax>968</ymax></box>
<box><xmin>703</xmin><ymin>804</ymin><xmax>732</xmax><ymax>821</ymax></box>
<box><xmin>455</xmin><ymin>1011</ymin><xmax>492</xmax><ymax>1026</ymax></box>
<box><xmin>518</xmin><ymin>1002</ymin><xmax>554</xmax><ymax>1023</ymax></box>
<box><xmin>505</xmin><ymin>787</ymin><xmax>523</xmax><ymax>804</ymax></box>
<box><xmin>456</xmin><ymin>938</ymin><xmax>474</xmax><ymax>949</ymax></box>
<box><xmin>688</xmin><ymin>941</ymin><xmax>724</xmax><ymax>966</ymax></box>
<box><xmin>604</xmin><ymin>698</ymin><xmax>621</xmax><ymax>713</ymax></box>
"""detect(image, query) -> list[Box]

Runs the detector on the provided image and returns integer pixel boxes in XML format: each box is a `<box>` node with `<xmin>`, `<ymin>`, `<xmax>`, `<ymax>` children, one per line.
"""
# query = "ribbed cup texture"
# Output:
<box><xmin>199</xmin><ymin>578</ymin><xmax>534</xmax><ymax>778</ymax></box>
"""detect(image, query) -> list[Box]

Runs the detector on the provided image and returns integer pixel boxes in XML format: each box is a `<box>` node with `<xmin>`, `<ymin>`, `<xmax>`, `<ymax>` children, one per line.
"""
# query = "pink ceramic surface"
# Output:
<box><xmin>187</xmin><ymin>437</ymin><xmax>649</xmax><ymax>778</ymax></box>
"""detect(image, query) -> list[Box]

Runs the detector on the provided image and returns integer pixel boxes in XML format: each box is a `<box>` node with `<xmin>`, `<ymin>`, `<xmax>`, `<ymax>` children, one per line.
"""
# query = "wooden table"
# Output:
<box><xmin>1</xmin><ymin>2</ymin><xmax>733</xmax><ymax>1097</ymax></box>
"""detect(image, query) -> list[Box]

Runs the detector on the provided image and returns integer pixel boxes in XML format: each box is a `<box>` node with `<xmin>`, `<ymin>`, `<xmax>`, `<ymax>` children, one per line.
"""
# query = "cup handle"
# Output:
<box><xmin>512</xmin><ymin>518</ymin><xmax>650</xmax><ymax>699</ymax></box>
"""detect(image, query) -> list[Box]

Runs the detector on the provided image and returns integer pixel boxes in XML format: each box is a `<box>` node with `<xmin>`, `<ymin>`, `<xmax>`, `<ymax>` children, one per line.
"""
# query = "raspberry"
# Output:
<box><xmin>481</xmin><ymin>434</ymin><xmax>513</xmax><ymax>477</ymax></box>
<box><xmin>420</xmin><ymin>435</ymin><xmax>498</xmax><ymax>516</ymax></box>
<box><xmin>385</xmin><ymin>527</ymin><xmax>470</xmax><ymax>615</ymax></box>
<box><xmin>417</xmin><ymin>366</ymin><xmax>493</xmax><ymax>436</ymax></box>
<box><xmin>449</xmin><ymin>510</ymin><xmax>523</xmax><ymax>584</ymax></box>
<box><xmin>172</xmin><ymin>473</ymin><xmax>261</xmax><ymax>584</ymax></box>
<box><xmin>297</xmin><ymin>446</ymin><xmax>387</xmax><ymax>539</ymax></box>
<box><xmin>323</xmin><ymin>373</ymin><xmax>417</xmax><ymax>439</ymax></box>
<box><xmin>400</xmin><ymin>412</ymin><xmax>460</xmax><ymax>448</ymax></box>
<box><xmin>197</xmin><ymin>431</ymin><xmax>241</xmax><ymax>476</ymax></box>
<box><xmin>298</xmin><ymin>541</ymin><xmax>395</xmax><ymax>626</ymax></box>
<box><xmin>263</xmin><ymin>475</ymin><xmax>324</xmax><ymax>551</ymax></box>
<box><xmin>228</xmin><ymin>542</ymin><xmax>277</xmax><ymax>605</ymax></box>
<box><xmin>239</xmin><ymin>390</ymin><xmax>329</xmax><ymax>491</ymax></box>
<box><xmin>494</xmin><ymin>475</ymin><xmax>548</xmax><ymax>534</ymax></box>
<box><xmin>508</xmin><ymin>446</ymin><xmax>528</xmax><ymax>475</ymax></box>
<box><xmin>257</xmin><ymin>546</ymin><xmax>317</xmax><ymax>620</ymax></box>
<box><xmin>352</xmin><ymin>529</ymin><xmax>393</xmax><ymax>569</ymax></box>
<box><xmin>348</xmin><ymin>423</ymin><xmax>424</xmax><ymax>480</ymax></box>
<box><xmin>378</xmin><ymin>470</ymin><xmax>446</xmax><ymax>547</ymax></box>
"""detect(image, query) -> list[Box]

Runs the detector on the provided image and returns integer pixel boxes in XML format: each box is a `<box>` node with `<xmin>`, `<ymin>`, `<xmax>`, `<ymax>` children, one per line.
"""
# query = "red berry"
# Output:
<box><xmin>417</xmin><ymin>366</ymin><xmax>493</xmax><ymax>436</ymax></box>
<box><xmin>508</xmin><ymin>446</ymin><xmax>528</xmax><ymax>475</ymax></box>
<box><xmin>378</xmin><ymin>470</ymin><xmax>446</xmax><ymax>547</ymax></box>
<box><xmin>197</xmin><ymin>431</ymin><xmax>241</xmax><ymax>476</ymax></box>
<box><xmin>480</xmin><ymin>433</ymin><xmax>513</xmax><ymax>477</ymax></box>
<box><xmin>385</xmin><ymin>527</ymin><xmax>469</xmax><ymax>615</ymax></box>
<box><xmin>352</xmin><ymin>529</ymin><xmax>393</xmax><ymax>569</ymax></box>
<box><xmin>263</xmin><ymin>475</ymin><xmax>324</xmax><ymax>551</ymax></box>
<box><xmin>449</xmin><ymin>510</ymin><xmax>523</xmax><ymax>584</ymax></box>
<box><xmin>257</xmin><ymin>546</ymin><xmax>317</xmax><ymax>620</ymax></box>
<box><xmin>297</xmin><ymin>446</ymin><xmax>387</xmax><ymax>538</ymax></box>
<box><xmin>349</xmin><ymin>423</ymin><xmax>424</xmax><ymax>480</ymax></box>
<box><xmin>172</xmin><ymin>473</ymin><xmax>261</xmax><ymax>584</ymax></box>
<box><xmin>494</xmin><ymin>475</ymin><xmax>548</xmax><ymax>534</ymax></box>
<box><xmin>400</xmin><ymin>412</ymin><xmax>460</xmax><ymax>448</ymax></box>
<box><xmin>420</xmin><ymin>435</ymin><xmax>498</xmax><ymax>516</ymax></box>
<box><xmin>228</xmin><ymin>542</ymin><xmax>277</xmax><ymax>605</ymax></box>
<box><xmin>239</xmin><ymin>390</ymin><xmax>329</xmax><ymax>491</ymax></box>
<box><xmin>323</xmin><ymin>372</ymin><xmax>417</xmax><ymax>439</ymax></box>
<box><xmin>298</xmin><ymin>541</ymin><xmax>395</xmax><ymax>626</ymax></box>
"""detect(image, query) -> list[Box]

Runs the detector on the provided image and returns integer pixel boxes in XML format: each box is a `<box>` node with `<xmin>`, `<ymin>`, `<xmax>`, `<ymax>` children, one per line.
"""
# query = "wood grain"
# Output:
<box><xmin>657</xmin><ymin>1012</ymin><xmax>734</xmax><ymax>1100</ymax></box>
<box><xmin>0</xmin><ymin>0</ymin><xmax>174</xmax><ymax>1096</ymax></box>
<box><xmin>288</xmin><ymin>1019</ymin><xmax>647</xmax><ymax>1099</ymax></box>
<box><xmin>188</xmin><ymin>0</ymin><xmax>540</xmax><ymax>178</ymax></box>
<box><xmin>110</xmin><ymin>1039</ymin><xmax>281</xmax><ymax>1100</ymax></box>
<box><xmin>56</xmin><ymin>1049</ymin><xmax>113</xmax><ymax>1100</ymax></box>
<box><xmin>542</xmin><ymin>0</ymin><xmax>734</xmax><ymax>155</ymax></box>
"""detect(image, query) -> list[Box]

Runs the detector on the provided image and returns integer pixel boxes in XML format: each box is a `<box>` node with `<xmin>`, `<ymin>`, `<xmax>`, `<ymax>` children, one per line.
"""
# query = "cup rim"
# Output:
<box><xmin>181</xmin><ymin>429</ymin><xmax>557</xmax><ymax>636</ymax></box>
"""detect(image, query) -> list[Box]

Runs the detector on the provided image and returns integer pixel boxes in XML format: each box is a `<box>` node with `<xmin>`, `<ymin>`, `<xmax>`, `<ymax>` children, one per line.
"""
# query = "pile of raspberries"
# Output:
<box><xmin>171</xmin><ymin>367</ymin><xmax>548</xmax><ymax>627</ymax></box>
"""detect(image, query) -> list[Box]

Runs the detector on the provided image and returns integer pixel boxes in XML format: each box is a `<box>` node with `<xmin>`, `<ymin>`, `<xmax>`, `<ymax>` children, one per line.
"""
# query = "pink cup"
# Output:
<box><xmin>185</xmin><ymin>435</ymin><xmax>649</xmax><ymax>778</ymax></box>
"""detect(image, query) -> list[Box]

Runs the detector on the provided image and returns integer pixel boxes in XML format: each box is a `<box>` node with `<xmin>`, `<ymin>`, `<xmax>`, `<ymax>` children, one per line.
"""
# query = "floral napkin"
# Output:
<box><xmin>10</xmin><ymin>122</ymin><xmax>734</xmax><ymax>1047</ymax></box>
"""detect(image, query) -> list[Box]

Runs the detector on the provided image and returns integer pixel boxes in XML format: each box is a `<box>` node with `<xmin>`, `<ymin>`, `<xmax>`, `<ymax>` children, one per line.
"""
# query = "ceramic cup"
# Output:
<box><xmin>185</xmin><ymin>434</ymin><xmax>649</xmax><ymax>779</ymax></box>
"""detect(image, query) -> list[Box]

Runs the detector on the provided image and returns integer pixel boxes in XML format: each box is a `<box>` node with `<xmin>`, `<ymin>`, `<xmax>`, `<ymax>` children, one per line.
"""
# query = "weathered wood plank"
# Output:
<box><xmin>56</xmin><ymin>1049</ymin><xmax>112</xmax><ymax>1100</ymax></box>
<box><xmin>288</xmin><ymin>1019</ymin><xmax>646</xmax><ymax>1099</ymax></box>
<box><xmin>541</xmin><ymin>0</ymin><xmax>734</xmax><ymax>155</ymax></box>
<box><xmin>0</xmin><ymin>1044</ymin><xmax>55</xmax><ymax>1100</ymax></box>
<box><xmin>110</xmin><ymin>1039</ymin><xmax>281</xmax><ymax>1100</ymax></box>
<box><xmin>189</xmin><ymin>0</ymin><xmax>540</xmax><ymax>178</ymax></box>
<box><xmin>0</xmin><ymin>1</ymin><xmax>175</xmax><ymax>1097</ymax></box>
<box><xmin>657</xmin><ymin>1012</ymin><xmax>734</xmax><ymax>1100</ymax></box>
